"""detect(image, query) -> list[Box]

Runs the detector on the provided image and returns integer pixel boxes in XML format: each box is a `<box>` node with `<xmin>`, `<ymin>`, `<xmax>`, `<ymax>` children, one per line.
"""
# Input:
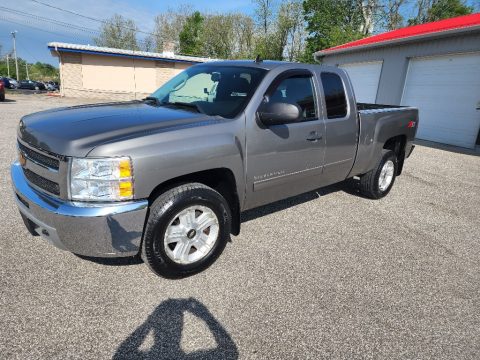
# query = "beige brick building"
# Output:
<box><xmin>48</xmin><ymin>42</ymin><xmax>212</xmax><ymax>101</ymax></box>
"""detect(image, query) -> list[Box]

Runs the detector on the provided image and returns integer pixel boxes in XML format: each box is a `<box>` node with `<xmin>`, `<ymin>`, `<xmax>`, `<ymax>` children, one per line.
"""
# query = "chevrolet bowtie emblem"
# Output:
<box><xmin>19</xmin><ymin>151</ymin><xmax>27</xmax><ymax>167</ymax></box>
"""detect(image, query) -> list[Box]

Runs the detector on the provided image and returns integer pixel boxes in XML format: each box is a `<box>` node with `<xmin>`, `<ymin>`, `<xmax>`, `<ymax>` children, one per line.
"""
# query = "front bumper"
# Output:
<box><xmin>11</xmin><ymin>162</ymin><xmax>148</xmax><ymax>257</ymax></box>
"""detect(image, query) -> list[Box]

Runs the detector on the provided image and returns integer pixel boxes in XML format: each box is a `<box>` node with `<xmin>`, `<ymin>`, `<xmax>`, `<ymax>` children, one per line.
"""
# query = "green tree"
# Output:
<box><xmin>200</xmin><ymin>13</ymin><xmax>256</xmax><ymax>59</ymax></box>
<box><xmin>94</xmin><ymin>14</ymin><xmax>139</xmax><ymax>50</ymax></box>
<box><xmin>252</xmin><ymin>0</ymin><xmax>307</xmax><ymax>61</ymax></box>
<box><xmin>302</xmin><ymin>0</ymin><xmax>365</xmax><ymax>62</ymax></box>
<box><xmin>409</xmin><ymin>0</ymin><xmax>473</xmax><ymax>25</ymax></box>
<box><xmin>277</xmin><ymin>0</ymin><xmax>306</xmax><ymax>61</ymax></box>
<box><xmin>253</xmin><ymin>0</ymin><xmax>277</xmax><ymax>34</ymax></box>
<box><xmin>428</xmin><ymin>0</ymin><xmax>473</xmax><ymax>21</ymax></box>
<box><xmin>0</xmin><ymin>57</ymin><xmax>58</xmax><ymax>81</ymax></box>
<box><xmin>179</xmin><ymin>11</ymin><xmax>204</xmax><ymax>56</ymax></box>
<box><xmin>149</xmin><ymin>5</ymin><xmax>193</xmax><ymax>54</ymax></box>
<box><xmin>382</xmin><ymin>0</ymin><xmax>407</xmax><ymax>30</ymax></box>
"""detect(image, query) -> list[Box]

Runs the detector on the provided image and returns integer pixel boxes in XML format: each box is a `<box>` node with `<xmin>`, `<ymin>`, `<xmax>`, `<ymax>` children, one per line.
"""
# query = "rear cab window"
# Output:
<box><xmin>320</xmin><ymin>73</ymin><xmax>348</xmax><ymax>119</ymax></box>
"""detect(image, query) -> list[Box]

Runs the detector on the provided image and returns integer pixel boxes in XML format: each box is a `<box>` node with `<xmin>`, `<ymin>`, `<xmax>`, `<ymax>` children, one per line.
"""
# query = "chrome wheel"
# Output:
<box><xmin>164</xmin><ymin>205</ymin><xmax>219</xmax><ymax>265</ymax></box>
<box><xmin>378</xmin><ymin>160</ymin><xmax>395</xmax><ymax>192</ymax></box>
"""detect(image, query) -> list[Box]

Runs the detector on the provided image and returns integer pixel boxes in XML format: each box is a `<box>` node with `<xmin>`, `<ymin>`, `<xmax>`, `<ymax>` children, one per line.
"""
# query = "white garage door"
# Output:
<box><xmin>339</xmin><ymin>61</ymin><xmax>382</xmax><ymax>103</ymax></box>
<box><xmin>401</xmin><ymin>53</ymin><xmax>480</xmax><ymax>149</ymax></box>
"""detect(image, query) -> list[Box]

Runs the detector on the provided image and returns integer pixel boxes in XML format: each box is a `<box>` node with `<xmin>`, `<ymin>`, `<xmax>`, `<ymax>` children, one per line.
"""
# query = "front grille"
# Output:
<box><xmin>23</xmin><ymin>168</ymin><xmax>60</xmax><ymax>195</ymax></box>
<box><xmin>18</xmin><ymin>142</ymin><xmax>59</xmax><ymax>170</ymax></box>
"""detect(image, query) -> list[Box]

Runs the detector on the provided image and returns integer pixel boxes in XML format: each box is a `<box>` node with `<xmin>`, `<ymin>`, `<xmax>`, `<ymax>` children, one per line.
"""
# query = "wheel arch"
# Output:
<box><xmin>147</xmin><ymin>168</ymin><xmax>241</xmax><ymax>236</ymax></box>
<box><xmin>382</xmin><ymin>135</ymin><xmax>406</xmax><ymax>175</ymax></box>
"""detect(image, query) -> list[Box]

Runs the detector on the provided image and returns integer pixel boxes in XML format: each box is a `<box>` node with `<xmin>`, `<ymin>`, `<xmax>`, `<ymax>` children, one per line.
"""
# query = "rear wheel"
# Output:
<box><xmin>141</xmin><ymin>183</ymin><xmax>231</xmax><ymax>278</ymax></box>
<box><xmin>359</xmin><ymin>149</ymin><xmax>398</xmax><ymax>199</ymax></box>
<box><xmin>0</xmin><ymin>93</ymin><xmax>4</xmax><ymax>101</ymax></box>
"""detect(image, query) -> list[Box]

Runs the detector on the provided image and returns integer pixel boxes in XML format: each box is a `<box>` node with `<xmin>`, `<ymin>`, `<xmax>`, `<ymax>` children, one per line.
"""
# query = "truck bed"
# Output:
<box><xmin>349</xmin><ymin>102</ymin><xmax>419</xmax><ymax>177</ymax></box>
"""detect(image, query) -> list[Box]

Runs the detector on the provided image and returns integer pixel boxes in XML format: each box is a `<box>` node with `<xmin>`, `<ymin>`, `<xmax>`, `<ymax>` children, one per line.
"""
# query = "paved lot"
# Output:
<box><xmin>1</xmin><ymin>94</ymin><xmax>479</xmax><ymax>359</ymax></box>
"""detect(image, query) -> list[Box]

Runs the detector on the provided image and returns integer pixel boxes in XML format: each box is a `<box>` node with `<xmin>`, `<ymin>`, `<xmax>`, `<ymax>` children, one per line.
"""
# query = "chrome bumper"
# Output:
<box><xmin>11</xmin><ymin>162</ymin><xmax>148</xmax><ymax>257</ymax></box>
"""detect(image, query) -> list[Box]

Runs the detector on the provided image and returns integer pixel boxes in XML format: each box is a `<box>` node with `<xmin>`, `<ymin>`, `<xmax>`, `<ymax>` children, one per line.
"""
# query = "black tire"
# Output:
<box><xmin>0</xmin><ymin>93</ymin><xmax>4</xmax><ymax>102</ymax></box>
<box><xmin>141</xmin><ymin>183</ymin><xmax>231</xmax><ymax>278</ymax></box>
<box><xmin>359</xmin><ymin>149</ymin><xmax>398</xmax><ymax>199</ymax></box>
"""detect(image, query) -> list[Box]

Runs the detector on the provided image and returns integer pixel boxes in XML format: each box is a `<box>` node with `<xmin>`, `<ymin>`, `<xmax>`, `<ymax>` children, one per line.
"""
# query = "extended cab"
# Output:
<box><xmin>11</xmin><ymin>60</ymin><xmax>418</xmax><ymax>278</ymax></box>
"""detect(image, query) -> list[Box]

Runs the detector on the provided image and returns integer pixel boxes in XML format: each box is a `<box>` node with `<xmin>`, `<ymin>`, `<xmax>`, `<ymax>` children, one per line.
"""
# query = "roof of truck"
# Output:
<box><xmin>202</xmin><ymin>60</ymin><xmax>298</xmax><ymax>70</ymax></box>
<box><xmin>315</xmin><ymin>13</ymin><xmax>480</xmax><ymax>57</ymax></box>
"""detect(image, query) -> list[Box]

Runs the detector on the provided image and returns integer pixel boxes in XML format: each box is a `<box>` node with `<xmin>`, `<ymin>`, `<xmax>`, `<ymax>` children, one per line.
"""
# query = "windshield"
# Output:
<box><xmin>149</xmin><ymin>65</ymin><xmax>267</xmax><ymax>118</ymax></box>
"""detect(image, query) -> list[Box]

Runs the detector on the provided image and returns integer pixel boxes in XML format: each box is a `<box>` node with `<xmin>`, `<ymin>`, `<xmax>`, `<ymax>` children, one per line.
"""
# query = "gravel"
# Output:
<box><xmin>1</xmin><ymin>94</ymin><xmax>479</xmax><ymax>359</ymax></box>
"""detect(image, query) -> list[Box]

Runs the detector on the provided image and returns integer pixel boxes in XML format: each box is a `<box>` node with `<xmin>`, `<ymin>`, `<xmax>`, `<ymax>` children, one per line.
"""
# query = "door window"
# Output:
<box><xmin>268</xmin><ymin>74</ymin><xmax>318</xmax><ymax>122</ymax></box>
<box><xmin>320</xmin><ymin>73</ymin><xmax>347</xmax><ymax>119</ymax></box>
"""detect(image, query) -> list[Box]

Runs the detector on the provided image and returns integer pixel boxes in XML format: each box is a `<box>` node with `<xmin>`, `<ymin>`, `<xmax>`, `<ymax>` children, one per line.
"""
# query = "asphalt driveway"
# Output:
<box><xmin>1</xmin><ymin>94</ymin><xmax>479</xmax><ymax>359</ymax></box>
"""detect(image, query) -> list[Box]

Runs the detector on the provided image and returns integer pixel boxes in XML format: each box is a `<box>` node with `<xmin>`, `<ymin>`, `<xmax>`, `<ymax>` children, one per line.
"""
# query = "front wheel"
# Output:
<box><xmin>359</xmin><ymin>149</ymin><xmax>398</xmax><ymax>199</ymax></box>
<box><xmin>141</xmin><ymin>183</ymin><xmax>231</xmax><ymax>278</ymax></box>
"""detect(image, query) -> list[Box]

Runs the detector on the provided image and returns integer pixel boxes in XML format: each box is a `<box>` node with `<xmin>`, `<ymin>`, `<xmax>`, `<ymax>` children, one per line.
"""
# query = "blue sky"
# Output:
<box><xmin>0</xmin><ymin>0</ymin><xmax>254</xmax><ymax>66</ymax></box>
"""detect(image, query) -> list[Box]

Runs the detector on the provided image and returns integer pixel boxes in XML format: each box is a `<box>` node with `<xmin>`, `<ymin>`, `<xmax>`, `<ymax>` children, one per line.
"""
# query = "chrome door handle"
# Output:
<box><xmin>306</xmin><ymin>131</ymin><xmax>322</xmax><ymax>142</ymax></box>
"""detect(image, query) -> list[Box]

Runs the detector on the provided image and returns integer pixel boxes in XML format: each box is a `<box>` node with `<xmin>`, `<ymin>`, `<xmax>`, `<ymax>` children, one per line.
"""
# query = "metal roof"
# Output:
<box><xmin>48</xmin><ymin>42</ymin><xmax>216</xmax><ymax>63</ymax></box>
<box><xmin>315</xmin><ymin>13</ymin><xmax>480</xmax><ymax>58</ymax></box>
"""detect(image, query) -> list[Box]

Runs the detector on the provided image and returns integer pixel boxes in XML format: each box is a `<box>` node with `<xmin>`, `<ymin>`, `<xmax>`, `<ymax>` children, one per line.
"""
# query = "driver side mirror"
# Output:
<box><xmin>257</xmin><ymin>101</ymin><xmax>301</xmax><ymax>126</ymax></box>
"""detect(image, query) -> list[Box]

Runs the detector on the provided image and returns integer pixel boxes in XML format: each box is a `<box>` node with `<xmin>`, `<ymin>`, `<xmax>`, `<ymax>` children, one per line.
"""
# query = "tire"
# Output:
<box><xmin>0</xmin><ymin>93</ymin><xmax>4</xmax><ymax>102</ymax></box>
<box><xmin>141</xmin><ymin>183</ymin><xmax>231</xmax><ymax>278</ymax></box>
<box><xmin>359</xmin><ymin>149</ymin><xmax>398</xmax><ymax>199</ymax></box>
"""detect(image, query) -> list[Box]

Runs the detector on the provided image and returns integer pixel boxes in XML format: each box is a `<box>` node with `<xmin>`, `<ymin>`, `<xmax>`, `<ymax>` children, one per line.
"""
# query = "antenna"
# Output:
<box><xmin>254</xmin><ymin>54</ymin><xmax>262</xmax><ymax>63</ymax></box>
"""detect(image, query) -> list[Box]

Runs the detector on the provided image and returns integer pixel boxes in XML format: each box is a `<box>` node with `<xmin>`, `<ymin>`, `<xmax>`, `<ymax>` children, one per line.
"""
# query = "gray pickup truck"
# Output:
<box><xmin>11</xmin><ymin>60</ymin><xmax>418</xmax><ymax>278</ymax></box>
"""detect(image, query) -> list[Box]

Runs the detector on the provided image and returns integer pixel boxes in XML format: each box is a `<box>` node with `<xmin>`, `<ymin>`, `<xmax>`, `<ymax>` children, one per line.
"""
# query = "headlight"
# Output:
<box><xmin>70</xmin><ymin>157</ymin><xmax>134</xmax><ymax>201</ymax></box>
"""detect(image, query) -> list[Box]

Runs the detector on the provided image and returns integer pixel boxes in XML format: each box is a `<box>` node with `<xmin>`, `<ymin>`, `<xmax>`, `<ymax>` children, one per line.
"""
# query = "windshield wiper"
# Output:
<box><xmin>163</xmin><ymin>101</ymin><xmax>202</xmax><ymax>114</ymax></box>
<box><xmin>143</xmin><ymin>96</ymin><xmax>161</xmax><ymax>105</ymax></box>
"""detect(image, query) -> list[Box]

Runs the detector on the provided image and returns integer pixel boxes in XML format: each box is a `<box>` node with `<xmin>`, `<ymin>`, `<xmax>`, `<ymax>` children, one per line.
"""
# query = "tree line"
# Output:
<box><xmin>94</xmin><ymin>0</ymin><xmax>474</xmax><ymax>62</ymax></box>
<box><xmin>0</xmin><ymin>55</ymin><xmax>59</xmax><ymax>82</ymax></box>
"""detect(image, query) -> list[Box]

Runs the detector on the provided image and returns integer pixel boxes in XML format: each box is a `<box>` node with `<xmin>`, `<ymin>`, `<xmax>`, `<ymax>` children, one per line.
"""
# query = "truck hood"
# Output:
<box><xmin>17</xmin><ymin>101</ymin><xmax>218</xmax><ymax>156</ymax></box>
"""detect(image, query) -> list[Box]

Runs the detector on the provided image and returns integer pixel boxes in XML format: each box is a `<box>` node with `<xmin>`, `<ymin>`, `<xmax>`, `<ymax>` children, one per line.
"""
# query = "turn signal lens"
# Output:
<box><xmin>119</xmin><ymin>181</ymin><xmax>133</xmax><ymax>198</ymax></box>
<box><xmin>119</xmin><ymin>159</ymin><xmax>132</xmax><ymax>178</ymax></box>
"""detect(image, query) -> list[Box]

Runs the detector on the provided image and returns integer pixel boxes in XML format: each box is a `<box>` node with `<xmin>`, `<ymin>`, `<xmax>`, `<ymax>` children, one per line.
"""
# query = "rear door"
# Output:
<box><xmin>317</xmin><ymin>70</ymin><xmax>358</xmax><ymax>184</ymax></box>
<box><xmin>245</xmin><ymin>69</ymin><xmax>326</xmax><ymax>209</ymax></box>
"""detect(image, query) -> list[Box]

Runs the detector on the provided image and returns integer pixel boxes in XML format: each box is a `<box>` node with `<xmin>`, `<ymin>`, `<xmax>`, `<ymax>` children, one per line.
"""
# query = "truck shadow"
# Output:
<box><xmin>113</xmin><ymin>298</ymin><xmax>238</xmax><ymax>360</ymax></box>
<box><xmin>241</xmin><ymin>179</ymin><xmax>363</xmax><ymax>223</ymax></box>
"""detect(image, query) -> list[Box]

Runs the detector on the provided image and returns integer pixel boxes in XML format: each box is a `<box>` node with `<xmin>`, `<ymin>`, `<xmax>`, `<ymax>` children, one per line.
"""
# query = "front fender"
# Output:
<box><xmin>88</xmin><ymin>120</ymin><xmax>246</xmax><ymax>207</ymax></box>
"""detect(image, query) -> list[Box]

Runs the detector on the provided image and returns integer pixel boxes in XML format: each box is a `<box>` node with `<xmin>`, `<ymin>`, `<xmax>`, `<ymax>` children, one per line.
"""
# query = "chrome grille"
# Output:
<box><xmin>17</xmin><ymin>140</ymin><xmax>67</xmax><ymax>198</ymax></box>
<box><xmin>23</xmin><ymin>168</ymin><xmax>60</xmax><ymax>195</ymax></box>
<box><xmin>18</xmin><ymin>142</ymin><xmax>60</xmax><ymax>170</ymax></box>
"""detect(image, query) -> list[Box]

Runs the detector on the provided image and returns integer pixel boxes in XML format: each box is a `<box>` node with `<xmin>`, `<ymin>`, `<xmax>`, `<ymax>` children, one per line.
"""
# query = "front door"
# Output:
<box><xmin>245</xmin><ymin>70</ymin><xmax>326</xmax><ymax>209</ymax></box>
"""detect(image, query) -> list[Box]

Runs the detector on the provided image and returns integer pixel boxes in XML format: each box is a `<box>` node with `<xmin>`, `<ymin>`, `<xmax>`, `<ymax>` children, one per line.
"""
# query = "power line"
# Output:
<box><xmin>29</xmin><ymin>0</ymin><xmax>157</xmax><ymax>37</ymax></box>
<box><xmin>0</xmin><ymin>6</ymin><xmax>100</xmax><ymax>35</ymax></box>
<box><xmin>0</xmin><ymin>16</ymin><xmax>95</xmax><ymax>43</ymax></box>
<box><xmin>0</xmin><ymin>15</ymin><xmax>154</xmax><ymax>53</ymax></box>
<box><xmin>0</xmin><ymin>6</ymin><xmax>155</xmax><ymax>50</ymax></box>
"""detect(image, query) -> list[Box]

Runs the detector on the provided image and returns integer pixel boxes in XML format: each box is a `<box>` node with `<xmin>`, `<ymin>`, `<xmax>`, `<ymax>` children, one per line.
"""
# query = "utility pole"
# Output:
<box><xmin>25</xmin><ymin>62</ymin><xmax>29</xmax><ymax>80</ymax></box>
<box><xmin>11</xmin><ymin>31</ymin><xmax>19</xmax><ymax>81</ymax></box>
<box><xmin>6</xmin><ymin>54</ymin><xmax>10</xmax><ymax>78</ymax></box>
